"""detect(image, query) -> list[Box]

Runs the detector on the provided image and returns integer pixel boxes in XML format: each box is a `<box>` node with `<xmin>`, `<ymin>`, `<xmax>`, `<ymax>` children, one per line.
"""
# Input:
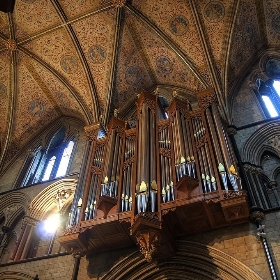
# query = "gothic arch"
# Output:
<box><xmin>102</xmin><ymin>241</ymin><xmax>262</xmax><ymax>280</ymax></box>
<box><xmin>28</xmin><ymin>178</ymin><xmax>77</xmax><ymax>220</ymax></box>
<box><xmin>0</xmin><ymin>192</ymin><xmax>29</xmax><ymax>227</ymax></box>
<box><xmin>0</xmin><ymin>271</ymin><xmax>34</xmax><ymax>280</ymax></box>
<box><xmin>241</xmin><ymin>120</ymin><xmax>280</xmax><ymax>164</ymax></box>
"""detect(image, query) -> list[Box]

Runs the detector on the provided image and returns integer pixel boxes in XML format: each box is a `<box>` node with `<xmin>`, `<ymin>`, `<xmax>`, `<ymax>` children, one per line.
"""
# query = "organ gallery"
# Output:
<box><xmin>59</xmin><ymin>88</ymin><xmax>249</xmax><ymax>261</ymax></box>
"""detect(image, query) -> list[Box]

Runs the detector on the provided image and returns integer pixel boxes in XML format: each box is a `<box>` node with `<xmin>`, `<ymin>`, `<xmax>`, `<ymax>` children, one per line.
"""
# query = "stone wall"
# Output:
<box><xmin>0</xmin><ymin>254</ymin><xmax>74</xmax><ymax>280</ymax></box>
<box><xmin>187</xmin><ymin>211</ymin><xmax>280</xmax><ymax>279</ymax></box>
<box><xmin>73</xmin><ymin>212</ymin><xmax>280</xmax><ymax>280</ymax></box>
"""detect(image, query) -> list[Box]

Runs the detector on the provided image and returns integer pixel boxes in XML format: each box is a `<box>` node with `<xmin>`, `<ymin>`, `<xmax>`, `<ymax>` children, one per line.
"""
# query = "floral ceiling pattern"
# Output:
<box><xmin>0</xmin><ymin>0</ymin><xmax>279</xmax><ymax>172</ymax></box>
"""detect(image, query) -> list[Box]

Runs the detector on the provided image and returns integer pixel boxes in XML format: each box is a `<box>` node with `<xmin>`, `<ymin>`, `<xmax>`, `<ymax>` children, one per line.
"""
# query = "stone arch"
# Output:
<box><xmin>102</xmin><ymin>241</ymin><xmax>262</xmax><ymax>280</ymax></box>
<box><xmin>28</xmin><ymin>178</ymin><xmax>77</xmax><ymax>220</ymax></box>
<box><xmin>0</xmin><ymin>271</ymin><xmax>34</xmax><ymax>280</ymax></box>
<box><xmin>11</xmin><ymin>179</ymin><xmax>77</xmax><ymax>261</ymax></box>
<box><xmin>0</xmin><ymin>192</ymin><xmax>29</xmax><ymax>227</ymax></box>
<box><xmin>241</xmin><ymin>120</ymin><xmax>280</xmax><ymax>164</ymax></box>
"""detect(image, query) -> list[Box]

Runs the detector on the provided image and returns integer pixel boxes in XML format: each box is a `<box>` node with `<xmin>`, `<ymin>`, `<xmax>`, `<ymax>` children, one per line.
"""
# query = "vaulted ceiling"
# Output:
<box><xmin>0</xmin><ymin>0</ymin><xmax>279</xmax><ymax>172</ymax></box>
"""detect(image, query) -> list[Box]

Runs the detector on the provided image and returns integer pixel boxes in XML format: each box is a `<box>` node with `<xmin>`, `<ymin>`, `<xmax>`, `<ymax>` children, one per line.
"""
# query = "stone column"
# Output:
<box><xmin>250</xmin><ymin>208</ymin><xmax>278</xmax><ymax>280</ymax></box>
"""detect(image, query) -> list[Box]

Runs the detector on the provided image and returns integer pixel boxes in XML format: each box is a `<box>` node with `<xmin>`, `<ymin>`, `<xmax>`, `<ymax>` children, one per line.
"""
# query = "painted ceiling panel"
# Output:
<box><xmin>132</xmin><ymin>15</ymin><xmax>205</xmax><ymax>92</ymax></box>
<box><xmin>228</xmin><ymin>0</ymin><xmax>261</xmax><ymax>88</ymax></box>
<box><xmin>264</xmin><ymin>1</ymin><xmax>280</xmax><ymax>46</ymax></box>
<box><xmin>71</xmin><ymin>11</ymin><xmax>117</xmax><ymax>111</ymax></box>
<box><xmin>0</xmin><ymin>1</ymin><xmax>279</xmax><ymax>170</ymax></box>
<box><xmin>13</xmin><ymin>56</ymin><xmax>60</xmax><ymax>148</ymax></box>
<box><xmin>0</xmin><ymin>10</ymin><xmax>9</xmax><ymax>37</ymax></box>
<box><xmin>132</xmin><ymin>0</ymin><xmax>206</xmax><ymax>68</ymax></box>
<box><xmin>196</xmin><ymin>0</ymin><xmax>233</xmax><ymax>63</ymax></box>
<box><xmin>26</xmin><ymin>28</ymin><xmax>93</xmax><ymax>113</ymax></box>
<box><xmin>14</xmin><ymin>0</ymin><xmax>61</xmax><ymax>39</ymax></box>
<box><xmin>58</xmin><ymin>0</ymin><xmax>108</xmax><ymax>20</ymax></box>
<box><xmin>0</xmin><ymin>53</ymin><xmax>10</xmax><ymax>137</ymax></box>
<box><xmin>0</xmin><ymin>38</ymin><xmax>6</xmax><ymax>50</ymax></box>
<box><xmin>28</xmin><ymin>59</ymin><xmax>88</xmax><ymax>123</ymax></box>
<box><xmin>114</xmin><ymin>23</ymin><xmax>154</xmax><ymax>110</ymax></box>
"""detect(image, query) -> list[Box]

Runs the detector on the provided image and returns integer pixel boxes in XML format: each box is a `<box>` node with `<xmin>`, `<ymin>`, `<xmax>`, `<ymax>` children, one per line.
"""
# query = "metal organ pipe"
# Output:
<box><xmin>211</xmin><ymin>103</ymin><xmax>232</xmax><ymax>171</ymax></box>
<box><xmin>70</xmin><ymin>123</ymin><xmax>101</xmax><ymax>226</ymax></box>
<box><xmin>63</xmin><ymin>88</ymin><xmax>251</xmax><ymax>253</ymax></box>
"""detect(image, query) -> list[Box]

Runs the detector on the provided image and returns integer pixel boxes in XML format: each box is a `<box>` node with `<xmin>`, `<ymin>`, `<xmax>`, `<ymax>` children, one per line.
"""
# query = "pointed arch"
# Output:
<box><xmin>241</xmin><ymin>120</ymin><xmax>280</xmax><ymax>164</ymax></box>
<box><xmin>28</xmin><ymin>178</ymin><xmax>77</xmax><ymax>220</ymax></box>
<box><xmin>102</xmin><ymin>241</ymin><xmax>262</xmax><ymax>280</ymax></box>
<box><xmin>0</xmin><ymin>192</ymin><xmax>29</xmax><ymax>223</ymax></box>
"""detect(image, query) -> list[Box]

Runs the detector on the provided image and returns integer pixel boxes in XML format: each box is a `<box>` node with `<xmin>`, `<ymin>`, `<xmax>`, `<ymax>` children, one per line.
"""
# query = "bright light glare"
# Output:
<box><xmin>273</xmin><ymin>80</ymin><xmax>280</xmax><ymax>97</ymax></box>
<box><xmin>43</xmin><ymin>214</ymin><xmax>60</xmax><ymax>234</ymax></box>
<box><xmin>262</xmin><ymin>96</ymin><xmax>279</xmax><ymax>117</ymax></box>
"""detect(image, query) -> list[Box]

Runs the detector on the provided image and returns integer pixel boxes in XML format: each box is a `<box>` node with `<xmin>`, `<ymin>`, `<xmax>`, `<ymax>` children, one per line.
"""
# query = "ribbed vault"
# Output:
<box><xmin>0</xmin><ymin>0</ymin><xmax>279</xmax><ymax>172</ymax></box>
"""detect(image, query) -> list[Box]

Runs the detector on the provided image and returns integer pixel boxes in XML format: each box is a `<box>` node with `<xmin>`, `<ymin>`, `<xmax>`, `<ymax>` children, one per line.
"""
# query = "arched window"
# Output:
<box><xmin>258</xmin><ymin>79</ymin><xmax>280</xmax><ymax>118</ymax></box>
<box><xmin>56</xmin><ymin>141</ymin><xmax>74</xmax><ymax>178</ymax></box>
<box><xmin>42</xmin><ymin>156</ymin><xmax>56</xmax><ymax>181</ymax></box>
<box><xmin>15</xmin><ymin>127</ymin><xmax>76</xmax><ymax>188</ymax></box>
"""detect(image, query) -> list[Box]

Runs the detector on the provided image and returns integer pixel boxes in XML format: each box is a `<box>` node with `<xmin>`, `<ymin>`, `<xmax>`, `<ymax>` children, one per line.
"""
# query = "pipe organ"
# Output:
<box><xmin>60</xmin><ymin>89</ymin><xmax>249</xmax><ymax>261</ymax></box>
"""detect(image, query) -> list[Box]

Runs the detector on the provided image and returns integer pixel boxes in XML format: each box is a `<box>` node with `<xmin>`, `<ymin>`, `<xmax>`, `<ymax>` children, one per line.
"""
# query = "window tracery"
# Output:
<box><xmin>15</xmin><ymin>127</ymin><xmax>76</xmax><ymax>188</ymax></box>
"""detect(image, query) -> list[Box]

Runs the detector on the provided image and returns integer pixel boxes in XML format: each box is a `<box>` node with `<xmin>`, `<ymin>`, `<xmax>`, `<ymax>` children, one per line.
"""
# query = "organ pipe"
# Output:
<box><xmin>68</xmin><ymin>89</ymin><xmax>243</xmax><ymax>225</ymax></box>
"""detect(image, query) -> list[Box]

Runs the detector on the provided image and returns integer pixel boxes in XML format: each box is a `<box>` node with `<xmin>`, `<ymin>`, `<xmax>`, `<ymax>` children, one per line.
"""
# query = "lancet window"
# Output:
<box><xmin>258</xmin><ymin>79</ymin><xmax>280</xmax><ymax>118</ymax></box>
<box><xmin>15</xmin><ymin>127</ymin><xmax>76</xmax><ymax>188</ymax></box>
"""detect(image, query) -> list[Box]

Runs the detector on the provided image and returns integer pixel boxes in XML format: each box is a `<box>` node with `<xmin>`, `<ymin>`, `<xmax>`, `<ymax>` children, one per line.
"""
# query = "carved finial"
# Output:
<box><xmin>172</xmin><ymin>90</ymin><xmax>178</xmax><ymax>98</ymax></box>
<box><xmin>114</xmin><ymin>109</ymin><xmax>118</xmax><ymax>117</ymax></box>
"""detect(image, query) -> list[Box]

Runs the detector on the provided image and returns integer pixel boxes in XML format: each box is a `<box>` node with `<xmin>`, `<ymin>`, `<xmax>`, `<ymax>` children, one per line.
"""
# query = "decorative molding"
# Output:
<box><xmin>197</xmin><ymin>90</ymin><xmax>216</xmax><ymax>109</ymax></box>
<box><xmin>123</xmin><ymin>157</ymin><xmax>134</xmax><ymax>170</ymax></box>
<box><xmin>159</xmin><ymin>148</ymin><xmax>171</xmax><ymax>158</ymax></box>
<box><xmin>84</xmin><ymin>124</ymin><xmax>100</xmax><ymax>142</ymax></box>
<box><xmin>91</xmin><ymin>165</ymin><xmax>102</xmax><ymax>175</ymax></box>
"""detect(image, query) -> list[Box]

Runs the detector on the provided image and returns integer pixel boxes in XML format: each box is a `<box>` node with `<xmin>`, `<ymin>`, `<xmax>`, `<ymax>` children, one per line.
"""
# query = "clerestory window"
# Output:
<box><xmin>15</xmin><ymin>127</ymin><xmax>75</xmax><ymax>188</ymax></box>
<box><xmin>258</xmin><ymin>80</ymin><xmax>280</xmax><ymax>118</ymax></box>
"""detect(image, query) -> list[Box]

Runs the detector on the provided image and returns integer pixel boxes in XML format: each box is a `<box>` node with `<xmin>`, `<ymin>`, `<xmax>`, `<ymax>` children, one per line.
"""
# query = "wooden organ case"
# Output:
<box><xmin>59</xmin><ymin>89</ymin><xmax>249</xmax><ymax>261</ymax></box>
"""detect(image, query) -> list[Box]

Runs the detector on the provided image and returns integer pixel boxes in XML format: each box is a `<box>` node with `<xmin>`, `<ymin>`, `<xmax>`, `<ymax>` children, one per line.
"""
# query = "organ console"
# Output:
<box><xmin>59</xmin><ymin>88</ymin><xmax>249</xmax><ymax>261</ymax></box>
